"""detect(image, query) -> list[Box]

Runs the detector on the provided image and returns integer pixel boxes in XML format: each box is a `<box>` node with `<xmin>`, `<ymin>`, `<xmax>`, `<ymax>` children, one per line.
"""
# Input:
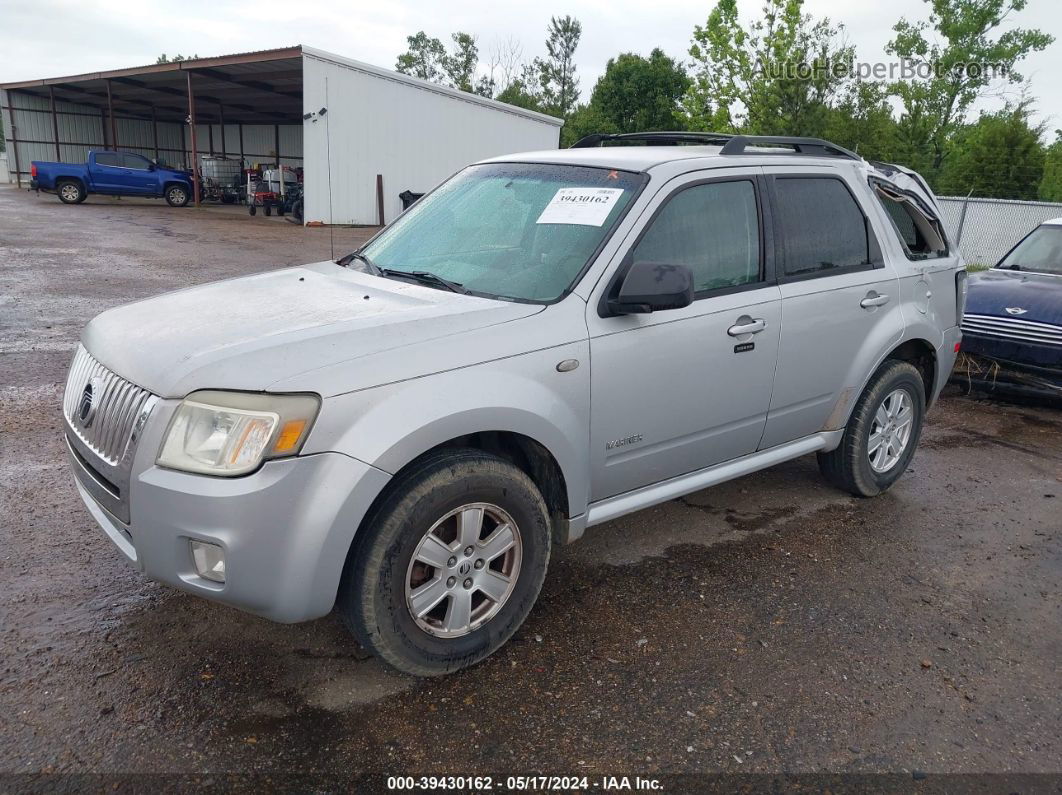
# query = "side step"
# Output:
<box><xmin>584</xmin><ymin>430</ymin><xmax>843</xmax><ymax>528</ymax></box>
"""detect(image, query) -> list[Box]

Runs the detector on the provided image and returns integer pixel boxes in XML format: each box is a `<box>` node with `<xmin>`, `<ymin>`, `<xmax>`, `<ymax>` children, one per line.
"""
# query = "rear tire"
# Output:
<box><xmin>817</xmin><ymin>360</ymin><xmax>926</xmax><ymax>497</ymax></box>
<box><xmin>292</xmin><ymin>198</ymin><xmax>303</xmax><ymax>223</ymax></box>
<box><xmin>339</xmin><ymin>449</ymin><xmax>552</xmax><ymax>677</ymax></box>
<box><xmin>264</xmin><ymin>204</ymin><xmax>272</xmax><ymax>217</ymax></box>
<box><xmin>57</xmin><ymin>180</ymin><xmax>84</xmax><ymax>204</ymax></box>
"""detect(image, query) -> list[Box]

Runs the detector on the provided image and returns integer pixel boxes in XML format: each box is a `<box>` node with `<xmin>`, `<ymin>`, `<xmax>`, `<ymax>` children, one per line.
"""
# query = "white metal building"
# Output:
<box><xmin>1</xmin><ymin>46</ymin><xmax>562</xmax><ymax>224</ymax></box>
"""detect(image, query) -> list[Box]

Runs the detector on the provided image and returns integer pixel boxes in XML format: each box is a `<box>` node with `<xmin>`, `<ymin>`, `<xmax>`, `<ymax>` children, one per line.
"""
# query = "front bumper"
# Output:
<box><xmin>69</xmin><ymin>443</ymin><xmax>391</xmax><ymax>623</ymax></box>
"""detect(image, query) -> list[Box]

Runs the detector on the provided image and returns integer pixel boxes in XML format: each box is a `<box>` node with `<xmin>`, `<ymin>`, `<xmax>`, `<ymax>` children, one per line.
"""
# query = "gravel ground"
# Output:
<box><xmin>1</xmin><ymin>184</ymin><xmax>1060</xmax><ymax>785</ymax></box>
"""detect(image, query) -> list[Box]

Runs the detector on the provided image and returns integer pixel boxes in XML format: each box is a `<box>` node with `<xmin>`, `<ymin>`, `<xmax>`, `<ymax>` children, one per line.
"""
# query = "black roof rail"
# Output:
<box><xmin>719</xmin><ymin>135</ymin><xmax>860</xmax><ymax>160</ymax></box>
<box><xmin>569</xmin><ymin>131</ymin><xmax>735</xmax><ymax>148</ymax></box>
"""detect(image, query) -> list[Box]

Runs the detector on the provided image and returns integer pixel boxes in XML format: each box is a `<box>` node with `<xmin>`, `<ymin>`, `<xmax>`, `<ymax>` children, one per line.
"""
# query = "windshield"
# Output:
<box><xmin>359</xmin><ymin>162</ymin><xmax>644</xmax><ymax>302</ymax></box>
<box><xmin>998</xmin><ymin>224</ymin><xmax>1062</xmax><ymax>275</ymax></box>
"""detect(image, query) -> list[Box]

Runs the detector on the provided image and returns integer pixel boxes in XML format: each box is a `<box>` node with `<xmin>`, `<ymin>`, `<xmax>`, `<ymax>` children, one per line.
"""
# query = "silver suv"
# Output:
<box><xmin>64</xmin><ymin>133</ymin><xmax>965</xmax><ymax>676</ymax></box>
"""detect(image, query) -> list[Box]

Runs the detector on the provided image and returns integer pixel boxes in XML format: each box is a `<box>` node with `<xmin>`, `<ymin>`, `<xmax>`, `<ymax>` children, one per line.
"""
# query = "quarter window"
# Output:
<box><xmin>775</xmin><ymin>177</ymin><xmax>870</xmax><ymax>276</ymax></box>
<box><xmin>874</xmin><ymin>185</ymin><xmax>947</xmax><ymax>259</ymax></box>
<box><xmin>631</xmin><ymin>180</ymin><xmax>761</xmax><ymax>293</ymax></box>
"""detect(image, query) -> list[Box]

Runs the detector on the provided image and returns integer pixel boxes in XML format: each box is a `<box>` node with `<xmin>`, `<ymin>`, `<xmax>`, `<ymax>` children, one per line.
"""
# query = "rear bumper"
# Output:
<box><xmin>932</xmin><ymin>326</ymin><xmax>963</xmax><ymax>406</ymax></box>
<box><xmin>29</xmin><ymin>179</ymin><xmax>39</xmax><ymax>191</ymax></box>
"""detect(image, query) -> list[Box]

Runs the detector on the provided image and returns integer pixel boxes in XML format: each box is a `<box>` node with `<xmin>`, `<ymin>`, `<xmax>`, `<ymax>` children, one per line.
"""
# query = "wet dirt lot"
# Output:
<box><xmin>1</xmin><ymin>184</ymin><xmax>1060</xmax><ymax>784</ymax></box>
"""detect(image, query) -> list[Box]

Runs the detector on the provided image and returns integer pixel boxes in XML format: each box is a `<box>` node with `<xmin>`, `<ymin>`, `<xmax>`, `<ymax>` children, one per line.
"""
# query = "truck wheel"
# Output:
<box><xmin>817</xmin><ymin>360</ymin><xmax>926</xmax><ymax>497</ymax></box>
<box><xmin>264</xmin><ymin>204</ymin><xmax>272</xmax><ymax>217</ymax></box>
<box><xmin>339</xmin><ymin>449</ymin><xmax>552</xmax><ymax>677</ymax></box>
<box><xmin>57</xmin><ymin>180</ymin><xmax>84</xmax><ymax>204</ymax></box>
<box><xmin>165</xmin><ymin>185</ymin><xmax>189</xmax><ymax>207</ymax></box>
<box><xmin>292</xmin><ymin>198</ymin><xmax>303</xmax><ymax>223</ymax></box>
<box><xmin>249</xmin><ymin>205</ymin><xmax>257</xmax><ymax>216</ymax></box>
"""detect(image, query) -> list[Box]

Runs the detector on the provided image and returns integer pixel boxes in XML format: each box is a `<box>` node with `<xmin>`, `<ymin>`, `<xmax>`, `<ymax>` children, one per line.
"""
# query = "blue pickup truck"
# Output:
<box><xmin>30</xmin><ymin>150</ymin><xmax>195</xmax><ymax>207</ymax></box>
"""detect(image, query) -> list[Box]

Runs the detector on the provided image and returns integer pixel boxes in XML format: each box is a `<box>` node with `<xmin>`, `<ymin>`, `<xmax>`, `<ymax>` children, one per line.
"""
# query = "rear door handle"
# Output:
<box><xmin>727</xmin><ymin>318</ymin><xmax>767</xmax><ymax>336</ymax></box>
<box><xmin>860</xmin><ymin>292</ymin><xmax>890</xmax><ymax>309</ymax></box>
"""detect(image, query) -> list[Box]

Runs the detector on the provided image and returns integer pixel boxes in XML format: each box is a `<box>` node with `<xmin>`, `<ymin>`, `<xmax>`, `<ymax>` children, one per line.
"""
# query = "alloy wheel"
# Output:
<box><xmin>405</xmin><ymin>503</ymin><xmax>522</xmax><ymax>638</ymax></box>
<box><xmin>868</xmin><ymin>388</ymin><xmax>914</xmax><ymax>473</ymax></box>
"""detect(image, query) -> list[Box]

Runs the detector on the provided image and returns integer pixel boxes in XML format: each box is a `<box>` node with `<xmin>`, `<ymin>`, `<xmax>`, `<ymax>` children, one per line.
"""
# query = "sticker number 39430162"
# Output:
<box><xmin>536</xmin><ymin>188</ymin><xmax>624</xmax><ymax>227</ymax></box>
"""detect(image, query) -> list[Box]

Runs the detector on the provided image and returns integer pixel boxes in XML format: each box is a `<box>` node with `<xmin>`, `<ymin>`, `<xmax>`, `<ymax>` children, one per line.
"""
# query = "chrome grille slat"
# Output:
<box><xmin>63</xmin><ymin>345</ymin><xmax>158</xmax><ymax>466</ymax></box>
<box><xmin>961</xmin><ymin>313</ymin><xmax>1062</xmax><ymax>347</ymax></box>
<box><xmin>963</xmin><ymin>321</ymin><xmax>1062</xmax><ymax>340</ymax></box>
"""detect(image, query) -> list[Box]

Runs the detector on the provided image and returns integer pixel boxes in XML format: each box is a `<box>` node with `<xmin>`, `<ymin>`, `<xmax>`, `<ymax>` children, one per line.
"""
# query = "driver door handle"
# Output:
<box><xmin>860</xmin><ymin>292</ymin><xmax>890</xmax><ymax>309</ymax></box>
<box><xmin>727</xmin><ymin>318</ymin><xmax>767</xmax><ymax>337</ymax></box>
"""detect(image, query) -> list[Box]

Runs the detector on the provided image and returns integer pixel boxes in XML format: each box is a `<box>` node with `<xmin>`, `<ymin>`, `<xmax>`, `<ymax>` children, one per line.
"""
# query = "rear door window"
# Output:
<box><xmin>94</xmin><ymin>152</ymin><xmax>120</xmax><ymax>167</ymax></box>
<box><xmin>121</xmin><ymin>153</ymin><xmax>152</xmax><ymax>170</ymax></box>
<box><xmin>774</xmin><ymin>177</ymin><xmax>871</xmax><ymax>277</ymax></box>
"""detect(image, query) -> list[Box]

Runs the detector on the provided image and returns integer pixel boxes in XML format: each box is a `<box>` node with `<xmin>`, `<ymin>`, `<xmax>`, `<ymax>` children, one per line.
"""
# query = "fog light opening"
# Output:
<box><xmin>190</xmin><ymin>540</ymin><xmax>226</xmax><ymax>583</ymax></box>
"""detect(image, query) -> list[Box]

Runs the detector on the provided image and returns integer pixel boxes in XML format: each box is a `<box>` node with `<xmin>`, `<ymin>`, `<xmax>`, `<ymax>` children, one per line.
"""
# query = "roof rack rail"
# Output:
<box><xmin>569</xmin><ymin>131</ymin><xmax>735</xmax><ymax>148</ymax></box>
<box><xmin>718</xmin><ymin>135</ymin><xmax>860</xmax><ymax>160</ymax></box>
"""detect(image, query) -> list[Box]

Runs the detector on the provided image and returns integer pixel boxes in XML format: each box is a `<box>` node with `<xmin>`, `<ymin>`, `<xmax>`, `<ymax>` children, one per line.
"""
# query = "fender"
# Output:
<box><xmin>303</xmin><ymin>340</ymin><xmax>593</xmax><ymax>519</ymax></box>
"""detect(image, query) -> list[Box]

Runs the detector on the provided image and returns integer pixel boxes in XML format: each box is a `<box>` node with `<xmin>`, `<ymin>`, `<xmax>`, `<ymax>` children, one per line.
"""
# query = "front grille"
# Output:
<box><xmin>63</xmin><ymin>345</ymin><xmax>157</xmax><ymax>466</ymax></box>
<box><xmin>961</xmin><ymin>313</ymin><xmax>1062</xmax><ymax>347</ymax></box>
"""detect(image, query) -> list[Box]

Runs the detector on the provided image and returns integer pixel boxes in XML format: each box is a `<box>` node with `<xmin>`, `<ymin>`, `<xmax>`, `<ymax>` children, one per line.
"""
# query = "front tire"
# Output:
<box><xmin>339</xmin><ymin>450</ymin><xmax>552</xmax><ymax>677</ymax></box>
<box><xmin>57</xmin><ymin>180</ymin><xmax>84</xmax><ymax>204</ymax></box>
<box><xmin>165</xmin><ymin>184</ymin><xmax>189</xmax><ymax>207</ymax></box>
<box><xmin>817</xmin><ymin>360</ymin><xmax>926</xmax><ymax>497</ymax></box>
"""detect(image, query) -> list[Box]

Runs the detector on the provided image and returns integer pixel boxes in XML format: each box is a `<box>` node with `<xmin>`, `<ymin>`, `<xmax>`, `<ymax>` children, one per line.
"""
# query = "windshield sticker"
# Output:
<box><xmin>537</xmin><ymin>187</ymin><xmax>624</xmax><ymax>226</ymax></box>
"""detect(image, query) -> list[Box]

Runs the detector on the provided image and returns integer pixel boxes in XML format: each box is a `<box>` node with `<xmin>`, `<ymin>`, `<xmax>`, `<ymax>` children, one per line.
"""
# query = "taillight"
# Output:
<box><xmin>955</xmin><ymin>270</ymin><xmax>968</xmax><ymax>325</ymax></box>
<box><xmin>31</xmin><ymin>164</ymin><xmax>38</xmax><ymax>178</ymax></box>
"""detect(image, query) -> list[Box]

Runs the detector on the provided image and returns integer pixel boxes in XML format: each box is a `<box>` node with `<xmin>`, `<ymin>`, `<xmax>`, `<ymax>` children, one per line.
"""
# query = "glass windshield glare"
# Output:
<box><xmin>361</xmin><ymin>163</ymin><xmax>643</xmax><ymax>302</ymax></box>
<box><xmin>998</xmin><ymin>225</ymin><xmax>1062</xmax><ymax>275</ymax></box>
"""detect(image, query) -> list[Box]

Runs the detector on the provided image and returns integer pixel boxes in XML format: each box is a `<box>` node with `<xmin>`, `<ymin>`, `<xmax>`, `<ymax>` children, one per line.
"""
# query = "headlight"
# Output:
<box><xmin>158</xmin><ymin>390</ymin><xmax>320</xmax><ymax>476</ymax></box>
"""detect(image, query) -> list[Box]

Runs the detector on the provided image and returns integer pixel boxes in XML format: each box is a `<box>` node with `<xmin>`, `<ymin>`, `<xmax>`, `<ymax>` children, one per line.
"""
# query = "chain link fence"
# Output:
<box><xmin>937</xmin><ymin>195</ymin><xmax>1062</xmax><ymax>268</ymax></box>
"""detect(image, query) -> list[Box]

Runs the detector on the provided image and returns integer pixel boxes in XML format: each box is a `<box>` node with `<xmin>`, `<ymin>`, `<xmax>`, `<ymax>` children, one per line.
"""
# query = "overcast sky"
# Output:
<box><xmin>2</xmin><ymin>0</ymin><xmax>1059</xmax><ymax>131</ymax></box>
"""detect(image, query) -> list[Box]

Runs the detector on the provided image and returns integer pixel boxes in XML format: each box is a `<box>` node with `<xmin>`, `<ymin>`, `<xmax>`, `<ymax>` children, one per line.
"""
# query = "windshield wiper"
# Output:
<box><xmin>337</xmin><ymin>251</ymin><xmax>383</xmax><ymax>275</ymax></box>
<box><xmin>381</xmin><ymin>269</ymin><xmax>468</xmax><ymax>294</ymax></box>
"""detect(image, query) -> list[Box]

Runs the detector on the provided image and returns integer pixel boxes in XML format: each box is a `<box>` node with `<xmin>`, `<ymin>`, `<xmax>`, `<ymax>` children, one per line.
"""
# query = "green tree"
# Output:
<box><xmin>821</xmin><ymin>80</ymin><xmax>903</xmax><ymax>162</ymax></box>
<box><xmin>886</xmin><ymin>0</ymin><xmax>1053</xmax><ymax>179</ymax></box>
<box><xmin>445</xmin><ymin>33</ymin><xmax>480</xmax><ymax>93</ymax></box>
<box><xmin>155</xmin><ymin>53</ymin><xmax>197</xmax><ymax>64</ymax></box>
<box><xmin>396</xmin><ymin>32</ymin><xmax>448</xmax><ymax>82</ymax></box>
<box><xmin>495</xmin><ymin>76</ymin><xmax>544</xmax><ymax>112</ymax></box>
<box><xmin>936</xmin><ymin>100</ymin><xmax>1045</xmax><ymax>199</ymax></box>
<box><xmin>685</xmin><ymin>0</ymin><xmax>854</xmax><ymax>135</ymax></box>
<box><xmin>583</xmin><ymin>49</ymin><xmax>690</xmax><ymax>134</ymax></box>
<box><xmin>539</xmin><ymin>15</ymin><xmax>582</xmax><ymax>118</ymax></box>
<box><xmin>1040</xmin><ymin>132</ymin><xmax>1062</xmax><ymax>202</ymax></box>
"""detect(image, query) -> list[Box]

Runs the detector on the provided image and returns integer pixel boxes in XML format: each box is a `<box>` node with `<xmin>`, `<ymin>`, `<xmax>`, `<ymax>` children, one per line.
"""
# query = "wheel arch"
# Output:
<box><xmin>369</xmin><ymin>428</ymin><xmax>573</xmax><ymax>542</ymax></box>
<box><xmin>884</xmin><ymin>338</ymin><xmax>937</xmax><ymax>406</ymax></box>
<box><xmin>55</xmin><ymin>175</ymin><xmax>86</xmax><ymax>193</ymax></box>
<box><xmin>825</xmin><ymin>334</ymin><xmax>940</xmax><ymax>437</ymax></box>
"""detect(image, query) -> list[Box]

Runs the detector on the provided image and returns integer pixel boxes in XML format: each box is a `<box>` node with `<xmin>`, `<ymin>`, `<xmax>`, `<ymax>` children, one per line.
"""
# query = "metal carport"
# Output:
<box><xmin>2</xmin><ymin>46</ymin><xmax>563</xmax><ymax>223</ymax></box>
<box><xmin>1</xmin><ymin>47</ymin><xmax>304</xmax><ymax>205</ymax></box>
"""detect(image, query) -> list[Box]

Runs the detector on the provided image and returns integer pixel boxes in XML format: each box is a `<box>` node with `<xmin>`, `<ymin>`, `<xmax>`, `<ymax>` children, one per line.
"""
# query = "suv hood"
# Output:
<box><xmin>966</xmin><ymin>269</ymin><xmax>1062</xmax><ymax>324</ymax></box>
<box><xmin>83</xmin><ymin>261</ymin><xmax>543</xmax><ymax>398</ymax></box>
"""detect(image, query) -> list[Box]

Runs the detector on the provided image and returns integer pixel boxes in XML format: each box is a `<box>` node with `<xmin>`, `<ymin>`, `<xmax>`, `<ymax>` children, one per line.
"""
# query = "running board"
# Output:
<box><xmin>584</xmin><ymin>430</ymin><xmax>844</xmax><ymax>528</ymax></box>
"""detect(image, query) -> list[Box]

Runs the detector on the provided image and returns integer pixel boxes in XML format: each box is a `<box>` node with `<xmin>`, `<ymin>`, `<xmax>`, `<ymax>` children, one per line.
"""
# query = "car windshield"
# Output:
<box><xmin>998</xmin><ymin>224</ymin><xmax>1062</xmax><ymax>275</ymax></box>
<box><xmin>359</xmin><ymin>162</ymin><xmax>644</xmax><ymax>302</ymax></box>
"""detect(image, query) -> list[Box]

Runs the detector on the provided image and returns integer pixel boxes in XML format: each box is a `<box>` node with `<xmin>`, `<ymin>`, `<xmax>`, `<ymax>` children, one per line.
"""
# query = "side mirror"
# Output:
<box><xmin>607</xmin><ymin>260</ymin><xmax>695</xmax><ymax>315</ymax></box>
<box><xmin>148</xmin><ymin>163</ymin><xmax>157</xmax><ymax>171</ymax></box>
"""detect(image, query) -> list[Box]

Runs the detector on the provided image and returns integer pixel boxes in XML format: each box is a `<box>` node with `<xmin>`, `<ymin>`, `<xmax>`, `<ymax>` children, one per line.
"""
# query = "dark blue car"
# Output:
<box><xmin>959</xmin><ymin>218</ymin><xmax>1062</xmax><ymax>398</ymax></box>
<box><xmin>30</xmin><ymin>150</ymin><xmax>194</xmax><ymax>207</ymax></box>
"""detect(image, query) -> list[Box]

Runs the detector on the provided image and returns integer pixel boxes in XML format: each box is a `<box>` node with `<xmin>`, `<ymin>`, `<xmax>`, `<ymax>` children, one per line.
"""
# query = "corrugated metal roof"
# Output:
<box><xmin>0</xmin><ymin>47</ymin><xmax>304</xmax><ymax>89</ymax></box>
